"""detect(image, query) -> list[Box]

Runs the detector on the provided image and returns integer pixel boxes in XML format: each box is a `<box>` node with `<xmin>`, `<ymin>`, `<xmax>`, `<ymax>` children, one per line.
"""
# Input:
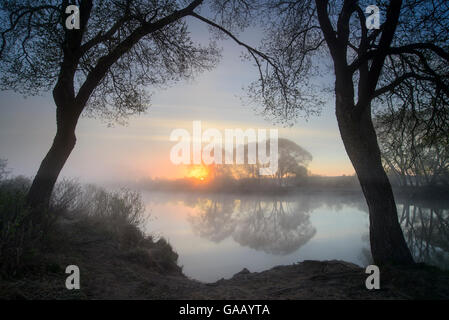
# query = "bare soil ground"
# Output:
<box><xmin>1</xmin><ymin>217</ymin><xmax>449</xmax><ymax>300</ymax></box>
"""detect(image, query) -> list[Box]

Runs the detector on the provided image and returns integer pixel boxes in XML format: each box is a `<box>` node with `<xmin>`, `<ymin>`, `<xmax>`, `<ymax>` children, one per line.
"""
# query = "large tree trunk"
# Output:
<box><xmin>335</xmin><ymin>93</ymin><xmax>414</xmax><ymax>265</ymax></box>
<box><xmin>26</xmin><ymin>104</ymin><xmax>80</xmax><ymax>220</ymax></box>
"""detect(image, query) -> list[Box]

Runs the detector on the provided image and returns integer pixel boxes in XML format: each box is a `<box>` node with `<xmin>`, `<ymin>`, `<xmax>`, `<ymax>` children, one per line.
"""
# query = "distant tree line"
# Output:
<box><xmin>211</xmin><ymin>138</ymin><xmax>312</xmax><ymax>187</ymax></box>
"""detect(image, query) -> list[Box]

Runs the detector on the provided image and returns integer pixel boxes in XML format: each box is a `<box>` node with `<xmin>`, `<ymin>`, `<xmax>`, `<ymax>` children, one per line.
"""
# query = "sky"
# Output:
<box><xmin>0</xmin><ymin>17</ymin><xmax>355</xmax><ymax>185</ymax></box>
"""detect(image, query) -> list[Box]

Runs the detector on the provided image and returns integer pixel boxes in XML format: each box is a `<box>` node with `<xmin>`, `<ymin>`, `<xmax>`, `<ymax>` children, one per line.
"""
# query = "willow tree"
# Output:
<box><xmin>0</xmin><ymin>0</ymin><xmax>260</xmax><ymax>215</ymax></box>
<box><xmin>231</xmin><ymin>0</ymin><xmax>447</xmax><ymax>265</ymax></box>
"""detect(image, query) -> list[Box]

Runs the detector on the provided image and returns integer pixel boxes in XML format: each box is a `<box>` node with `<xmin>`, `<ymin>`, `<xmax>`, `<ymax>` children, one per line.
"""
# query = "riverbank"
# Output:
<box><xmin>1</xmin><ymin>178</ymin><xmax>448</xmax><ymax>300</ymax></box>
<box><xmin>1</xmin><ymin>213</ymin><xmax>448</xmax><ymax>300</ymax></box>
<box><xmin>131</xmin><ymin>175</ymin><xmax>449</xmax><ymax>201</ymax></box>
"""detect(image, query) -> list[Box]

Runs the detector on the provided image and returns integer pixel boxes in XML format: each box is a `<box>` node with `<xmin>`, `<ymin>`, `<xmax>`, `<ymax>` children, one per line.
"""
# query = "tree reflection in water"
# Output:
<box><xmin>360</xmin><ymin>200</ymin><xmax>449</xmax><ymax>270</ymax></box>
<box><xmin>398</xmin><ymin>201</ymin><xmax>449</xmax><ymax>269</ymax></box>
<box><xmin>149</xmin><ymin>191</ymin><xmax>449</xmax><ymax>270</ymax></box>
<box><xmin>188</xmin><ymin>196</ymin><xmax>316</xmax><ymax>255</ymax></box>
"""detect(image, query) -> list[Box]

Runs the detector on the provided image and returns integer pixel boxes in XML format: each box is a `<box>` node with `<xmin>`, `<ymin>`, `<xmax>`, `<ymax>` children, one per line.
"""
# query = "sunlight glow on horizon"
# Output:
<box><xmin>187</xmin><ymin>165</ymin><xmax>210</xmax><ymax>181</ymax></box>
<box><xmin>0</xmin><ymin>33</ymin><xmax>355</xmax><ymax>183</ymax></box>
<box><xmin>136</xmin><ymin>162</ymin><xmax>355</xmax><ymax>181</ymax></box>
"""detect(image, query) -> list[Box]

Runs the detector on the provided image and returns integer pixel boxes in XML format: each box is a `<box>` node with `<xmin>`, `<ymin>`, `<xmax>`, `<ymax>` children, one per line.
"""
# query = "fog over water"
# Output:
<box><xmin>141</xmin><ymin>191</ymin><xmax>449</xmax><ymax>282</ymax></box>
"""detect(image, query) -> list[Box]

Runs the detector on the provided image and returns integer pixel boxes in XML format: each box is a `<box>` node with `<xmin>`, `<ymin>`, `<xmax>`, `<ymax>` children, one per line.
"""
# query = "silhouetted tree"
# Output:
<box><xmin>375</xmin><ymin>110</ymin><xmax>415</xmax><ymax>187</ymax></box>
<box><xmin>223</xmin><ymin>0</ymin><xmax>449</xmax><ymax>265</ymax></box>
<box><xmin>276</xmin><ymin>138</ymin><xmax>312</xmax><ymax>186</ymax></box>
<box><xmin>0</xmin><ymin>0</ymin><xmax>264</xmax><ymax>219</ymax></box>
<box><xmin>213</xmin><ymin>138</ymin><xmax>312</xmax><ymax>187</ymax></box>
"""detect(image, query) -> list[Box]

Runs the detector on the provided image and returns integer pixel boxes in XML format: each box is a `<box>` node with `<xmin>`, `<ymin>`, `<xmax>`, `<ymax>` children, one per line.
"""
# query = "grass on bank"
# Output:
<box><xmin>0</xmin><ymin>170</ymin><xmax>182</xmax><ymax>298</ymax></box>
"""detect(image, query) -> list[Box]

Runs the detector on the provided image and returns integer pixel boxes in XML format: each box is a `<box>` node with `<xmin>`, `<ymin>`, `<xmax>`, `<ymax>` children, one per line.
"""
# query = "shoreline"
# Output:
<box><xmin>1</xmin><ymin>215</ymin><xmax>448</xmax><ymax>300</ymax></box>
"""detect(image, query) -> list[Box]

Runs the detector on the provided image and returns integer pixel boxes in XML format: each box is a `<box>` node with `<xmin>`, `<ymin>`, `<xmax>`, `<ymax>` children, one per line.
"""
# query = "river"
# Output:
<box><xmin>140</xmin><ymin>191</ymin><xmax>449</xmax><ymax>282</ymax></box>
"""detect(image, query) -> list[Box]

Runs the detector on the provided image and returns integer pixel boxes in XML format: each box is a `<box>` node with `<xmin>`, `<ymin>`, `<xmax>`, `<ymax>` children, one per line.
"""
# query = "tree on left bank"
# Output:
<box><xmin>0</xmin><ymin>0</ymin><xmax>268</xmax><ymax>220</ymax></box>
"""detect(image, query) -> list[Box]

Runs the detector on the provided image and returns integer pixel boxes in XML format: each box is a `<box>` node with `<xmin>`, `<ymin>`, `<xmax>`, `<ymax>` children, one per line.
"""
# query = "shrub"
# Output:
<box><xmin>0</xmin><ymin>174</ymin><xmax>180</xmax><ymax>278</ymax></box>
<box><xmin>62</xmin><ymin>183</ymin><xmax>147</xmax><ymax>248</ymax></box>
<box><xmin>0</xmin><ymin>176</ymin><xmax>42</xmax><ymax>277</ymax></box>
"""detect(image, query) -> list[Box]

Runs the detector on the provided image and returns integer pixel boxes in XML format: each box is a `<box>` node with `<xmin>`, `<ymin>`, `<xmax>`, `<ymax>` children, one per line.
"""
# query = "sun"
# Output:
<box><xmin>186</xmin><ymin>165</ymin><xmax>210</xmax><ymax>181</ymax></box>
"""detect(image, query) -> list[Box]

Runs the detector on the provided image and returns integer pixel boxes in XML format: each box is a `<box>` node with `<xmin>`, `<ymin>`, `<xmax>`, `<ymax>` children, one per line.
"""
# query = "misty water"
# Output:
<box><xmin>141</xmin><ymin>191</ymin><xmax>449</xmax><ymax>282</ymax></box>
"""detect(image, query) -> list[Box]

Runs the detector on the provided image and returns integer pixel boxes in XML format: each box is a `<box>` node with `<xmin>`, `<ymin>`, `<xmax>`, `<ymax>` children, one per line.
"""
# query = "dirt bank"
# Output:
<box><xmin>1</xmin><ymin>217</ymin><xmax>449</xmax><ymax>300</ymax></box>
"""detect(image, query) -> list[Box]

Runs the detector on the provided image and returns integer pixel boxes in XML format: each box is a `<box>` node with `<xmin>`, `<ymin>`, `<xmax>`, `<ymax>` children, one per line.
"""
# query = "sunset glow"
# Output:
<box><xmin>0</xmin><ymin>0</ymin><xmax>447</xmax><ymax>302</ymax></box>
<box><xmin>187</xmin><ymin>165</ymin><xmax>210</xmax><ymax>181</ymax></box>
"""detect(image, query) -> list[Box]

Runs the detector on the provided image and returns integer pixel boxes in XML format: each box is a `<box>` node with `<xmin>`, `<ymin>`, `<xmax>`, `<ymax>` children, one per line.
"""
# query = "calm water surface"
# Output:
<box><xmin>141</xmin><ymin>191</ymin><xmax>449</xmax><ymax>282</ymax></box>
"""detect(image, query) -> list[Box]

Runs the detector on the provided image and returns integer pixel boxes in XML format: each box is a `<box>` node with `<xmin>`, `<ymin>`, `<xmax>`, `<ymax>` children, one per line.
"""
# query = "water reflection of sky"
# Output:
<box><xmin>142</xmin><ymin>192</ymin><xmax>449</xmax><ymax>282</ymax></box>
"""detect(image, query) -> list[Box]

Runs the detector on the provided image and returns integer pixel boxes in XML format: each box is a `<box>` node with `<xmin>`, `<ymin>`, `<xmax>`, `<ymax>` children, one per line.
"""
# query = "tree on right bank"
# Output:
<box><xmin>239</xmin><ymin>0</ymin><xmax>448</xmax><ymax>265</ymax></box>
